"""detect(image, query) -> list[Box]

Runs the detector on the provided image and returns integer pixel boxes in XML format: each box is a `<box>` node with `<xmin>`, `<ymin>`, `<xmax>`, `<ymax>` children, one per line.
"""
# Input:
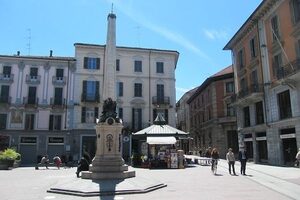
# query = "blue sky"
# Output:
<box><xmin>0</xmin><ymin>0</ymin><xmax>262</xmax><ymax>100</ymax></box>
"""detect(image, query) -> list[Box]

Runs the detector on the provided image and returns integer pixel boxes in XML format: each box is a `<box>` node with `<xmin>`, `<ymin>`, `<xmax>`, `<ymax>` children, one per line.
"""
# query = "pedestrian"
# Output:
<box><xmin>205</xmin><ymin>147</ymin><xmax>212</xmax><ymax>165</ymax></box>
<box><xmin>295</xmin><ymin>148</ymin><xmax>300</xmax><ymax>167</ymax></box>
<box><xmin>226</xmin><ymin>148</ymin><xmax>236</xmax><ymax>175</ymax></box>
<box><xmin>41</xmin><ymin>155</ymin><xmax>49</xmax><ymax>169</ymax></box>
<box><xmin>238</xmin><ymin>147</ymin><xmax>248</xmax><ymax>175</ymax></box>
<box><xmin>211</xmin><ymin>148</ymin><xmax>219</xmax><ymax>172</ymax></box>
<box><xmin>76</xmin><ymin>157</ymin><xmax>89</xmax><ymax>178</ymax></box>
<box><xmin>53</xmin><ymin>155</ymin><xmax>62</xmax><ymax>169</ymax></box>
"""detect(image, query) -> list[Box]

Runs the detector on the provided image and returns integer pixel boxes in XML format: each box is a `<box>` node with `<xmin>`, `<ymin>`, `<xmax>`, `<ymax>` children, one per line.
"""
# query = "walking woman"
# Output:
<box><xmin>226</xmin><ymin>148</ymin><xmax>236</xmax><ymax>175</ymax></box>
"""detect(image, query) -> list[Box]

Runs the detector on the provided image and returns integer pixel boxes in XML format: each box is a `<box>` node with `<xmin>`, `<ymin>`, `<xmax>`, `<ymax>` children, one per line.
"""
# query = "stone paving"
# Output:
<box><xmin>0</xmin><ymin>159</ymin><xmax>299</xmax><ymax>200</ymax></box>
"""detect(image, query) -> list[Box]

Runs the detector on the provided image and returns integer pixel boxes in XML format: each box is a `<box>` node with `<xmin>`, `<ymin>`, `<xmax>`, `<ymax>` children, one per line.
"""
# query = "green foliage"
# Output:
<box><xmin>0</xmin><ymin>148</ymin><xmax>21</xmax><ymax>161</ymax></box>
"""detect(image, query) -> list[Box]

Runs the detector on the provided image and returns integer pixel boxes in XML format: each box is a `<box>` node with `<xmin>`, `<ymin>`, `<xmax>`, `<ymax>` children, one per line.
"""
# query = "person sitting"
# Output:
<box><xmin>53</xmin><ymin>155</ymin><xmax>62</xmax><ymax>169</ymax></box>
<box><xmin>76</xmin><ymin>157</ymin><xmax>89</xmax><ymax>178</ymax></box>
<box><xmin>40</xmin><ymin>155</ymin><xmax>49</xmax><ymax>169</ymax></box>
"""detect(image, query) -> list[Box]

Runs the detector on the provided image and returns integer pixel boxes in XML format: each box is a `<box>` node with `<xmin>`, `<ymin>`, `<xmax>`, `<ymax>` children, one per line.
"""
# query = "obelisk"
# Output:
<box><xmin>81</xmin><ymin>12</ymin><xmax>135</xmax><ymax>179</ymax></box>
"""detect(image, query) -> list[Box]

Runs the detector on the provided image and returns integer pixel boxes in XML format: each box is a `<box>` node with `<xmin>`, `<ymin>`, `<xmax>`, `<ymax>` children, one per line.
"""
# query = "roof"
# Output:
<box><xmin>0</xmin><ymin>54</ymin><xmax>76</xmax><ymax>61</ymax></box>
<box><xmin>133</xmin><ymin>124</ymin><xmax>188</xmax><ymax>136</ymax></box>
<box><xmin>187</xmin><ymin>65</ymin><xmax>233</xmax><ymax>104</ymax></box>
<box><xmin>223</xmin><ymin>0</ymin><xmax>274</xmax><ymax>50</ymax></box>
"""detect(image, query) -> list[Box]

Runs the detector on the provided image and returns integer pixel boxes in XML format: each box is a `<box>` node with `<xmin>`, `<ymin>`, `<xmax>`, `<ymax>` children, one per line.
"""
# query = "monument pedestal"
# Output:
<box><xmin>82</xmin><ymin>118</ymin><xmax>135</xmax><ymax>180</ymax></box>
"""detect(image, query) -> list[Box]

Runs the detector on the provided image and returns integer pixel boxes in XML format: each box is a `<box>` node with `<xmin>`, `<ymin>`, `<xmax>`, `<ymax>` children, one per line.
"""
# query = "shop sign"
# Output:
<box><xmin>20</xmin><ymin>137</ymin><xmax>37</xmax><ymax>144</ymax></box>
<box><xmin>280</xmin><ymin>133</ymin><xmax>295</xmax><ymax>139</ymax></box>
<box><xmin>256</xmin><ymin>137</ymin><xmax>266</xmax><ymax>141</ymax></box>
<box><xmin>48</xmin><ymin>137</ymin><xmax>64</xmax><ymax>144</ymax></box>
<box><xmin>244</xmin><ymin>138</ymin><xmax>253</xmax><ymax>142</ymax></box>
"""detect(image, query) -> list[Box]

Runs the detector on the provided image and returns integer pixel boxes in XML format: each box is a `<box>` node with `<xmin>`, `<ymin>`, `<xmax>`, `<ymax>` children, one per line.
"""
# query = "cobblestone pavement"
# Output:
<box><xmin>0</xmin><ymin>159</ymin><xmax>299</xmax><ymax>200</ymax></box>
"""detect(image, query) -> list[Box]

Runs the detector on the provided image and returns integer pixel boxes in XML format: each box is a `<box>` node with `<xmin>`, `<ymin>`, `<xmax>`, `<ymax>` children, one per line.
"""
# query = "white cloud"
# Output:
<box><xmin>203</xmin><ymin>29</ymin><xmax>228</xmax><ymax>40</ymax></box>
<box><xmin>106</xmin><ymin>0</ymin><xmax>211</xmax><ymax>61</ymax></box>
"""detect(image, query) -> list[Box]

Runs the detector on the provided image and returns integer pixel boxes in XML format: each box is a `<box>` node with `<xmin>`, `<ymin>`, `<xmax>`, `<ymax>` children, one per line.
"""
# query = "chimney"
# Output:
<box><xmin>50</xmin><ymin>50</ymin><xmax>53</xmax><ymax>57</ymax></box>
<box><xmin>17</xmin><ymin>51</ymin><xmax>20</xmax><ymax>56</ymax></box>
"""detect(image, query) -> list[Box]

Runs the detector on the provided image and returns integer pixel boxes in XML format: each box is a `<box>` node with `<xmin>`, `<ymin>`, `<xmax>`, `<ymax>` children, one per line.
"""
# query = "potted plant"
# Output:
<box><xmin>0</xmin><ymin>148</ymin><xmax>21</xmax><ymax>170</ymax></box>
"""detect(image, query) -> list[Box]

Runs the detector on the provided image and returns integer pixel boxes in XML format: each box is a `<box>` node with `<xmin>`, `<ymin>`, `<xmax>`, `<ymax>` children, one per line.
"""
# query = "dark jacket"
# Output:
<box><xmin>211</xmin><ymin>151</ymin><xmax>219</xmax><ymax>159</ymax></box>
<box><xmin>238</xmin><ymin>151</ymin><xmax>248</xmax><ymax>161</ymax></box>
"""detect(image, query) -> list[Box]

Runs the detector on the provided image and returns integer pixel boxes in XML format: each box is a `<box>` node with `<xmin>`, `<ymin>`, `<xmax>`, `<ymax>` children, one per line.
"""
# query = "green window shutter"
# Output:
<box><xmin>84</xmin><ymin>57</ymin><xmax>88</xmax><ymax>69</ymax></box>
<box><xmin>94</xmin><ymin>107</ymin><xmax>99</xmax><ymax>123</ymax></box>
<box><xmin>82</xmin><ymin>81</ymin><xmax>87</xmax><ymax>101</ymax></box>
<box><xmin>96</xmin><ymin>81</ymin><xmax>100</xmax><ymax>102</ymax></box>
<box><xmin>49</xmin><ymin>115</ymin><xmax>53</xmax><ymax>130</ymax></box>
<box><xmin>81</xmin><ymin>107</ymin><xmax>86</xmax><ymax>123</ymax></box>
<box><xmin>96</xmin><ymin>58</ymin><xmax>100</xmax><ymax>69</ymax></box>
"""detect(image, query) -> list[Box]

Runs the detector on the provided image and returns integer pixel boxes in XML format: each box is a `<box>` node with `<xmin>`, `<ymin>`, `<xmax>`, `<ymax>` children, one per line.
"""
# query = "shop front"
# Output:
<box><xmin>132</xmin><ymin>114</ymin><xmax>188</xmax><ymax>169</ymax></box>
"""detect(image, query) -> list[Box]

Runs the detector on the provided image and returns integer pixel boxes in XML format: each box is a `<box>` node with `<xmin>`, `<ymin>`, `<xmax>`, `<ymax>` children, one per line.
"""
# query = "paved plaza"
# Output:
<box><xmin>1</xmin><ymin>159</ymin><xmax>300</xmax><ymax>200</ymax></box>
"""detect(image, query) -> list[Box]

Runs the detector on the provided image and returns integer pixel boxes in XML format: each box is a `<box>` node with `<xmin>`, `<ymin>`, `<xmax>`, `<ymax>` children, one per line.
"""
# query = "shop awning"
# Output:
<box><xmin>146</xmin><ymin>137</ymin><xmax>176</xmax><ymax>145</ymax></box>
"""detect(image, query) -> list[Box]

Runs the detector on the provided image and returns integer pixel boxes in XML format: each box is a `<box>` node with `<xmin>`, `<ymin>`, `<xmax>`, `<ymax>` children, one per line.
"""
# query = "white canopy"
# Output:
<box><xmin>146</xmin><ymin>136</ymin><xmax>176</xmax><ymax>145</ymax></box>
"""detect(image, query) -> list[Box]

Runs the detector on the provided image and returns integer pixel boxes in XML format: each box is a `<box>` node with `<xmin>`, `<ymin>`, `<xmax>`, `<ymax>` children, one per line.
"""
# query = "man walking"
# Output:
<box><xmin>238</xmin><ymin>147</ymin><xmax>248</xmax><ymax>175</ymax></box>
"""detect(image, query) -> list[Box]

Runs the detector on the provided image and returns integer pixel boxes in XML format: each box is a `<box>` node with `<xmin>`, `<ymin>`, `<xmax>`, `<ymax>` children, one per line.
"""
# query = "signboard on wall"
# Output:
<box><xmin>20</xmin><ymin>137</ymin><xmax>37</xmax><ymax>144</ymax></box>
<box><xmin>48</xmin><ymin>137</ymin><xmax>64</xmax><ymax>144</ymax></box>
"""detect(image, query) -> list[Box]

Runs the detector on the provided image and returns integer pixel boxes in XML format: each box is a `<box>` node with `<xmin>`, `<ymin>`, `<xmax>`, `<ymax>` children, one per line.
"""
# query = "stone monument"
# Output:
<box><xmin>81</xmin><ymin>12</ymin><xmax>135</xmax><ymax>179</ymax></box>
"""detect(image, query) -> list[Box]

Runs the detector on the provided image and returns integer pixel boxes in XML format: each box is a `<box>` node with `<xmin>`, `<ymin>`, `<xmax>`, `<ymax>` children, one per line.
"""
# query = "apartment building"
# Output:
<box><xmin>224</xmin><ymin>0</ymin><xmax>300</xmax><ymax>165</ymax></box>
<box><xmin>0</xmin><ymin>53</ymin><xmax>76</xmax><ymax>165</ymax></box>
<box><xmin>72</xmin><ymin>44</ymin><xmax>179</xmax><ymax>161</ymax></box>
<box><xmin>186</xmin><ymin>66</ymin><xmax>237</xmax><ymax>158</ymax></box>
<box><xmin>176</xmin><ymin>87</ymin><xmax>198</xmax><ymax>153</ymax></box>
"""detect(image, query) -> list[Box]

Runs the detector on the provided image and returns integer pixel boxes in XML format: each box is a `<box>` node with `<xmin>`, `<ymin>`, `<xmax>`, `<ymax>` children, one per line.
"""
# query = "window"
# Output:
<box><xmin>277</xmin><ymin>90</ymin><xmax>292</xmax><ymax>119</ymax></box>
<box><xmin>271</xmin><ymin>15</ymin><xmax>280</xmax><ymax>41</ymax></box>
<box><xmin>251</xmin><ymin>70</ymin><xmax>259</xmax><ymax>92</ymax></box>
<box><xmin>84</xmin><ymin>57</ymin><xmax>100</xmax><ymax>69</ymax></box>
<box><xmin>227</xmin><ymin>103</ymin><xmax>235</xmax><ymax>117</ymax></box>
<box><xmin>82</xmin><ymin>81</ymin><xmax>99</xmax><ymax>102</ymax></box>
<box><xmin>30</xmin><ymin>67</ymin><xmax>38</xmax><ymax>79</ymax></box>
<box><xmin>28</xmin><ymin>87</ymin><xmax>37</xmax><ymax>104</ymax></box>
<box><xmin>243</xmin><ymin>106</ymin><xmax>250</xmax><ymax>127</ymax></box>
<box><xmin>117</xmin><ymin>82</ymin><xmax>123</xmax><ymax>97</ymax></box>
<box><xmin>132</xmin><ymin>108</ymin><xmax>142</xmax><ymax>131</ymax></box>
<box><xmin>116</xmin><ymin>59</ymin><xmax>120</xmax><ymax>71</ymax></box>
<box><xmin>157</xmin><ymin>84</ymin><xmax>164</xmax><ymax>101</ymax></box>
<box><xmin>238</xmin><ymin>49</ymin><xmax>245</xmax><ymax>69</ymax></box>
<box><xmin>250</xmin><ymin>37</ymin><xmax>257</xmax><ymax>58</ymax></box>
<box><xmin>81</xmin><ymin>107</ymin><xmax>98</xmax><ymax>123</ymax></box>
<box><xmin>134</xmin><ymin>83</ymin><xmax>142</xmax><ymax>97</ymax></box>
<box><xmin>273</xmin><ymin>53</ymin><xmax>283</xmax><ymax>79</ymax></box>
<box><xmin>291</xmin><ymin>0</ymin><xmax>300</xmax><ymax>23</ymax></box>
<box><xmin>134</xmin><ymin>60</ymin><xmax>142</xmax><ymax>72</ymax></box>
<box><xmin>0</xmin><ymin>85</ymin><xmax>9</xmax><ymax>103</ymax></box>
<box><xmin>56</xmin><ymin>69</ymin><xmax>64</xmax><ymax>79</ymax></box>
<box><xmin>118</xmin><ymin>107</ymin><xmax>123</xmax><ymax>120</ymax></box>
<box><xmin>225</xmin><ymin>82</ymin><xmax>234</xmax><ymax>93</ymax></box>
<box><xmin>25</xmin><ymin>114</ymin><xmax>35</xmax><ymax>130</ymax></box>
<box><xmin>49</xmin><ymin>115</ymin><xmax>62</xmax><ymax>131</ymax></box>
<box><xmin>3</xmin><ymin>66</ymin><xmax>11</xmax><ymax>78</ymax></box>
<box><xmin>54</xmin><ymin>88</ymin><xmax>63</xmax><ymax>105</ymax></box>
<box><xmin>0</xmin><ymin>114</ymin><xmax>7</xmax><ymax>130</ymax></box>
<box><xmin>255</xmin><ymin>101</ymin><xmax>264</xmax><ymax>124</ymax></box>
<box><xmin>156</xmin><ymin>62</ymin><xmax>164</xmax><ymax>73</ymax></box>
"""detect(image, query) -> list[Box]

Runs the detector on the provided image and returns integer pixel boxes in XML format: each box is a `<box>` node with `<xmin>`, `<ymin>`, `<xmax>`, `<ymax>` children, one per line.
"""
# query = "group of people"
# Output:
<box><xmin>203</xmin><ymin>146</ymin><xmax>248</xmax><ymax>175</ymax></box>
<box><xmin>40</xmin><ymin>155</ymin><xmax>62</xmax><ymax>169</ymax></box>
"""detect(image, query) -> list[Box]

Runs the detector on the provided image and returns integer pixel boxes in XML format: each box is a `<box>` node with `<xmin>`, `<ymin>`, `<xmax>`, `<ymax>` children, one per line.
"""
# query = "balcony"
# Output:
<box><xmin>50</xmin><ymin>98</ymin><xmax>66</xmax><ymax>109</ymax></box>
<box><xmin>23</xmin><ymin>97</ymin><xmax>39</xmax><ymax>107</ymax></box>
<box><xmin>152</xmin><ymin>96</ymin><xmax>170</xmax><ymax>105</ymax></box>
<box><xmin>52</xmin><ymin>76</ymin><xmax>66</xmax><ymax>86</ymax></box>
<box><xmin>273</xmin><ymin>59</ymin><xmax>300</xmax><ymax>81</ymax></box>
<box><xmin>0</xmin><ymin>96</ymin><xmax>11</xmax><ymax>104</ymax></box>
<box><xmin>0</xmin><ymin>74</ymin><xmax>14</xmax><ymax>84</ymax></box>
<box><xmin>81</xmin><ymin>94</ymin><xmax>100</xmax><ymax>103</ymax></box>
<box><xmin>26</xmin><ymin>75</ymin><xmax>41</xmax><ymax>84</ymax></box>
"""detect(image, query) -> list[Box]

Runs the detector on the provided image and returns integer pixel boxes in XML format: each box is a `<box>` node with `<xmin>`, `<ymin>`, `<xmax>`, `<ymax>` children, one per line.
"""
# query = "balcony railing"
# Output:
<box><xmin>52</xmin><ymin>76</ymin><xmax>66</xmax><ymax>86</ymax></box>
<box><xmin>81</xmin><ymin>93</ymin><xmax>100</xmax><ymax>103</ymax></box>
<box><xmin>273</xmin><ymin>59</ymin><xmax>300</xmax><ymax>80</ymax></box>
<box><xmin>23</xmin><ymin>97</ymin><xmax>39</xmax><ymax>106</ymax></box>
<box><xmin>26</xmin><ymin>75</ymin><xmax>41</xmax><ymax>84</ymax></box>
<box><xmin>50</xmin><ymin>97</ymin><xmax>66</xmax><ymax>108</ymax></box>
<box><xmin>152</xmin><ymin>96</ymin><xmax>170</xmax><ymax>105</ymax></box>
<box><xmin>0</xmin><ymin>74</ymin><xmax>14</xmax><ymax>83</ymax></box>
<box><xmin>237</xmin><ymin>84</ymin><xmax>263</xmax><ymax>99</ymax></box>
<box><xmin>0</xmin><ymin>96</ymin><xmax>11</xmax><ymax>104</ymax></box>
